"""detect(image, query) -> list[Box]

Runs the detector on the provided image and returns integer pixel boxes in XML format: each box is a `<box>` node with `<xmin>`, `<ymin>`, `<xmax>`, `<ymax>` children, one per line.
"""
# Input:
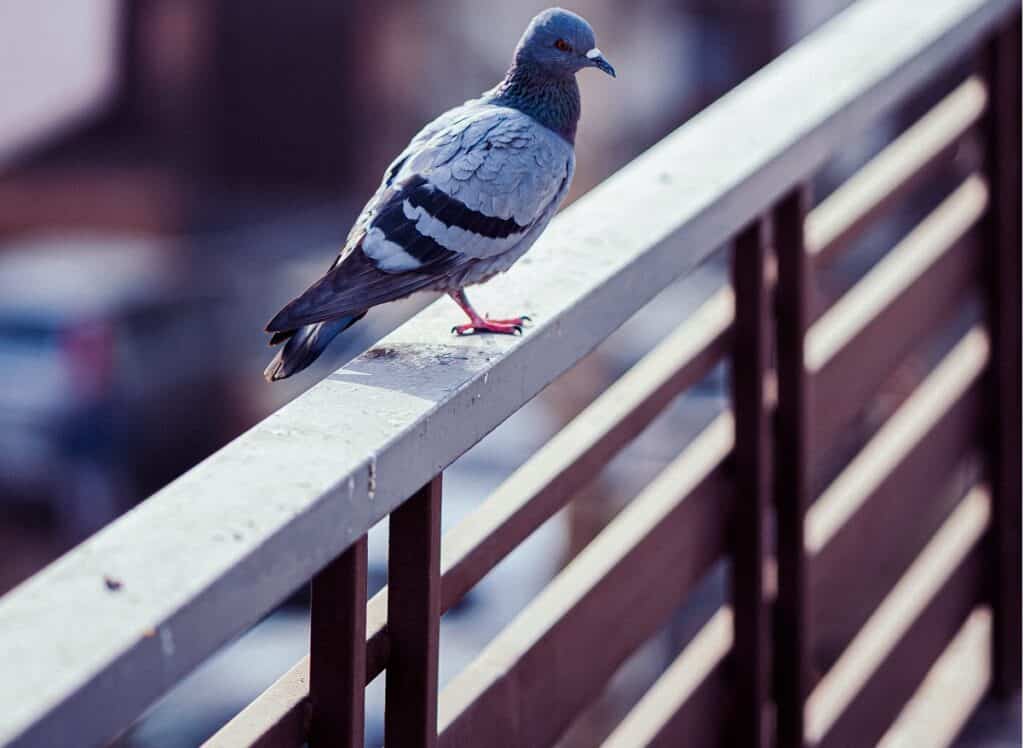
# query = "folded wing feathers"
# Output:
<box><xmin>267</xmin><ymin>105</ymin><xmax>572</xmax><ymax>332</ymax></box>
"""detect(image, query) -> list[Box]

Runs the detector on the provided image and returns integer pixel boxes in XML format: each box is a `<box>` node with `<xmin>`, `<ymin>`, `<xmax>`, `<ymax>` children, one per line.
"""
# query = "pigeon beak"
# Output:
<box><xmin>585</xmin><ymin>48</ymin><xmax>616</xmax><ymax>77</ymax></box>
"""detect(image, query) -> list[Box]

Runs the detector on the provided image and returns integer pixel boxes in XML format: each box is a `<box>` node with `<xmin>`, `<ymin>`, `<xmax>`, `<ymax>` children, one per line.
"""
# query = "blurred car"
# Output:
<box><xmin>0</xmin><ymin>235</ymin><xmax>242</xmax><ymax>538</ymax></box>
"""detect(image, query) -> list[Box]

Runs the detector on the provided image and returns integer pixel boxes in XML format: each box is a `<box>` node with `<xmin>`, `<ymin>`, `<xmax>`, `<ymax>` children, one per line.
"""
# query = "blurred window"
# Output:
<box><xmin>0</xmin><ymin>1</ymin><xmax>119</xmax><ymax>165</ymax></box>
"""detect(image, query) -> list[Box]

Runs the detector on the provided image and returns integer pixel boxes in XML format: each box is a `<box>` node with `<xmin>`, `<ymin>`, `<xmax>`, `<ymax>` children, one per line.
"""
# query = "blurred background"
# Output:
<box><xmin>1</xmin><ymin>1</ymin><xmax>1016</xmax><ymax>746</ymax></box>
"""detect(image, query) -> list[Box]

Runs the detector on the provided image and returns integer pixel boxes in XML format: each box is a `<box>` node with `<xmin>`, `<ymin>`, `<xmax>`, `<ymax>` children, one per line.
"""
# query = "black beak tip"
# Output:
<box><xmin>586</xmin><ymin>50</ymin><xmax>616</xmax><ymax>78</ymax></box>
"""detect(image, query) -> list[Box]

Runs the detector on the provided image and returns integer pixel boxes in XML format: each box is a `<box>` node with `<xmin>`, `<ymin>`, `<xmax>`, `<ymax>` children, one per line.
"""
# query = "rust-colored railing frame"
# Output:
<box><xmin>0</xmin><ymin>2</ymin><xmax>1019</xmax><ymax>747</ymax></box>
<box><xmin>981</xmin><ymin>14</ymin><xmax>1023</xmax><ymax>700</ymax></box>
<box><xmin>730</xmin><ymin>216</ymin><xmax>773</xmax><ymax>748</ymax></box>
<box><xmin>770</xmin><ymin>20</ymin><xmax>1022</xmax><ymax>748</ymax></box>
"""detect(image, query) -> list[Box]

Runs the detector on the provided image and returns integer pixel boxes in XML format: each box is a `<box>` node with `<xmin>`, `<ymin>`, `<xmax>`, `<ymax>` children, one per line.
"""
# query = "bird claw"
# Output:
<box><xmin>451</xmin><ymin>319</ymin><xmax>526</xmax><ymax>336</ymax></box>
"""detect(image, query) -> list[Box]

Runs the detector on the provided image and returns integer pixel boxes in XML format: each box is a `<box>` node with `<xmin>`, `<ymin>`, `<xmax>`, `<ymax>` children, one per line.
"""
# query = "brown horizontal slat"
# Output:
<box><xmin>647</xmin><ymin>661</ymin><xmax>730</xmax><ymax>748</ymax></box>
<box><xmin>812</xmin><ymin>434</ymin><xmax>980</xmax><ymax>669</ymax></box>
<box><xmin>820</xmin><ymin>547</ymin><xmax>985</xmax><ymax>747</ymax></box>
<box><xmin>806</xmin><ymin>176</ymin><xmax>988</xmax><ymax>449</ymax></box>
<box><xmin>805</xmin><ymin>485</ymin><xmax>991</xmax><ymax>744</ymax></box>
<box><xmin>812</xmin><ymin>234</ymin><xmax>980</xmax><ymax>449</ymax></box>
<box><xmin>806</xmin><ymin>329</ymin><xmax>989</xmax><ymax>665</ymax></box>
<box><xmin>601</xmin><ymin>607</ymin><xmax>733</xmax><ymax>748</ymax></box>
<box><xmin>206</xmin><ymin>608</ymin><xmax>384</xmax><ymax>748</ymax></box>
<box><xmin>878</xmin><ymin>607</ymin><xmax>992</xmax><ymax>747</ymax></box>
<box><xmin>806</xmin><ymin>175</ymin><xmax>987</xmax><ymax>370</ymax></box>
<box><xmin>203</xmin><ymin>660</ymin><xmax>309</xmax><ymax>748</ymax></box>
<box><xmin>805</xmin><ymin>327</ymin><xmax>989</xmax><ymax>554</ymax></box>
<box><xmin>805</xmin><ymin>76</ymin><xmax>988</xmax><ymax>266</ymax></box>
<box><xmin>438</xmin><ymin>414</ymin><xmax>734</xmax><ymax>748</ymax></box>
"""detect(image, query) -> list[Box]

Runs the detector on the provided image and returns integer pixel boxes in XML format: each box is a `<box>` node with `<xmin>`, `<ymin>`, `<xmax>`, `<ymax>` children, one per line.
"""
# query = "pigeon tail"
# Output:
<box><xmin>264</xmin><ymin>314</ymin><xmax>364</xmax><ymax>382</ymax></box>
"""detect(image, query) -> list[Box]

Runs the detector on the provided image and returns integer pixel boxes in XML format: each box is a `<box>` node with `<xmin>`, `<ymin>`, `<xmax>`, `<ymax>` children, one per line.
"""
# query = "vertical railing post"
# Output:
<box><xmin>982</xmin><ymin>16</ymin><xmax>1022</xmax><ymax>700</ymax></box>
<box><xmin>309</xmin><ymin>536</ymin><xmax>368</xmax><ymax>747</ymax></box>
<box><xmin>731</xmin><ymin>216</ymin><xmax>773</xmax><ymax>748</ymax></box>
<box><xmin>385</xmin><ymin>475</ymin><xmax>443</xmax><ymax>747</ymax></box>
<box><xmin>773</xmin><ymin>186</ymin><xmax>813</xmax><ymax>748</ymax></box>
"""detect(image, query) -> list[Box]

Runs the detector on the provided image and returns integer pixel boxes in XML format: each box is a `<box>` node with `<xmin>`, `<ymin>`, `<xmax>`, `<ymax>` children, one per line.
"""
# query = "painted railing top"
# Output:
<box><xmin>0</xmin><ymin>0</ymin><xmax>1016</xmax><ymax>745</ymax></box>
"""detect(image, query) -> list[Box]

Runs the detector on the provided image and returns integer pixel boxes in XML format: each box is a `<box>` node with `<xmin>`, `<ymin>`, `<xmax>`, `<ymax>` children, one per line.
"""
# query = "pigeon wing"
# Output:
<box><xmin>380</xmin><ymin>106</ymin><xmax>573</xmax><ymax>261</ymax></box>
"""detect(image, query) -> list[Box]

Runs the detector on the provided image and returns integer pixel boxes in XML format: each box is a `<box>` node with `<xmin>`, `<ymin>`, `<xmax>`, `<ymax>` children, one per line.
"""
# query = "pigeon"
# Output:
<box><xmin>264</xmin><ymin>8</ymin><xmax>615</xmax><ymax>381</ymax></box>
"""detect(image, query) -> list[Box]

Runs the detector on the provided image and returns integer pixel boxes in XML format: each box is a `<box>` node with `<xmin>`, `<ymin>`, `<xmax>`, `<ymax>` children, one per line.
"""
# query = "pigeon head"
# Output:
<box><xmin>489</xmin><ymin>8</ymin><xmax>613</xmax><ymax>142</ymax></box>
<box><xmin>514</xmin><ymin>8</ymin><xmax>615</xmax><ymax>78</ymax></box>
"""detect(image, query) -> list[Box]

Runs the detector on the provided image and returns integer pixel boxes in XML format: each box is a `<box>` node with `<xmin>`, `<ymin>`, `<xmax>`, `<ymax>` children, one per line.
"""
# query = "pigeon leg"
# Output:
<box><xmin>449</xmin><ymin>289</ymin><xmax>528</xmax><ymax>336</ymax></box>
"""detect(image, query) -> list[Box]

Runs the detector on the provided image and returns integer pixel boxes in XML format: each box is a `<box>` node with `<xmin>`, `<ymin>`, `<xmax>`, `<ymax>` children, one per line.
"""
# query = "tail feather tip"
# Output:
<box><xmin>262</xmin><ymin>314</ymin><xmax>363</xmax><ymax>383</ymax></box>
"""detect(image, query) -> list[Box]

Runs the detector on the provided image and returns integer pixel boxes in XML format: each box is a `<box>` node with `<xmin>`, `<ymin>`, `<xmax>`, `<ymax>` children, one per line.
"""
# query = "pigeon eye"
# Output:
<box><xmin>554</xmin><ymin>39</ymin><xmax>572</xmax><ymax>52</ymax></box>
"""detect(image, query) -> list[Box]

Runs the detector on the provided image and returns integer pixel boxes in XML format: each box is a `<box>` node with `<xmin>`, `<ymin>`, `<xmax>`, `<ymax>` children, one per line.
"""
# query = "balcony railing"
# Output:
<box><xmin>1</xmin><ymin>0</ymin><xmax>1020</xmax><ymax>746</ymax></box>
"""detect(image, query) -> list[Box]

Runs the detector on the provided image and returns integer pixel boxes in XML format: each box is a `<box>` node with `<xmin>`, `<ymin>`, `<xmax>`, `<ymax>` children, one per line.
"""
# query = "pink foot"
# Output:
<box><xmin>451</xmin><ymin>315</ymin><xmax>530</xmax><ymax>336</ymax></box>
<box><xmin>486</xmin><ymin>315</ymin><xmax>531</xmax><ymax>326</ymax></box>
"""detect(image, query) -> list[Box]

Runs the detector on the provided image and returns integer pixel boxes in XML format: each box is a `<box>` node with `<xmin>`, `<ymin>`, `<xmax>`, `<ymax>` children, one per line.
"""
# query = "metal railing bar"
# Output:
<box><xmin>600</xmin><ymin>607</ymin><xmax>733</xmax><ymax>748</ymax></box>
<box><xmin>805</xmin><ymin>326</ymin><xmax>989</xmax><ymax>554</ymax></box>
<box><xmin>805</xmin><ymin>76</ymin><xmax>988</xmax><ymax>266</ymax></box>
<box><xmin>805</xmin><ymin>175</ymin><xmax>988</xmax><ymax>372</ymax></box>
<box><xmin>877</xmin><ymin>607</ymin><xmax>992</xmax><ymax>748</ymax></box>
<box><xmin>980</xmin><ymin>16</ymin><xmax>1023</xmax><ymax>699</ymax></box>
<box><xmin>773</xmin><ymin>185</ymin><xmax>815</xmax><ymax>748</ymax></box>
<box><xmin>384</xmin><ymin>477</ymin><xmax>442</xmax><ymax>748</ymax></box>
<box><xmin>308</xmin><ymin>536</ymin><xmax>367</xmax><ymax>747</ymax></box>
<box><xmin>804</xmin><ymin>484</ymin><xmax>991</xmax><ymax>744</ymax></box>
<box><xmin>438</xmin><ymin>413</ymin><xmax>734</xmax><ymax>746</ymax></box>
<box><xmin>729</xmin><ymin>218</ymin><xmax>773</xmax><ymax>748</ymax></box>
<box><xmin>202</xmin><ymin>659</ymin><xmax>309</xmax><ymax>748</ymax></box>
